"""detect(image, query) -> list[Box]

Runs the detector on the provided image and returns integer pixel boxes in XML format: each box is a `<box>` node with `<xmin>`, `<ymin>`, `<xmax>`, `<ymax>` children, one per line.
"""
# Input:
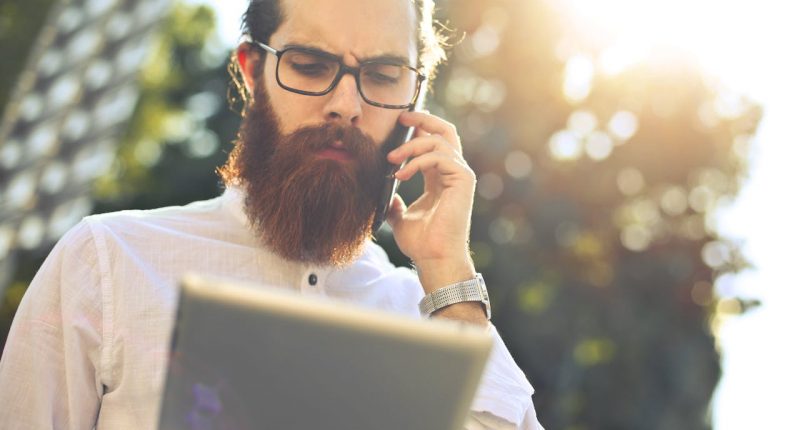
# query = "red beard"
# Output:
<box><xmin>219</xmin><ymin>83</ymin><xmax>387</xmax><ymax>266</ymax></box>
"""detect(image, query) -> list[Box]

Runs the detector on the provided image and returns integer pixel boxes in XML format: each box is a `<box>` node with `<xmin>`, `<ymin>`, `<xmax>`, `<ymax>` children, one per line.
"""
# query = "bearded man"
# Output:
<box><xmin>0</xmin><ymin>0</ymin><xmax>543</xmax><ymax>428</ymax></box>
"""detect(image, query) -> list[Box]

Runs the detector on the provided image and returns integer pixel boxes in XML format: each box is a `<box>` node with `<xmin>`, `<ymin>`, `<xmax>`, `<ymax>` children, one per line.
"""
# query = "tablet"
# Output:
<box><xmin>158</xmin><ymin>273</ymin><xmax>492</xmax><ymax>430</ymax></box>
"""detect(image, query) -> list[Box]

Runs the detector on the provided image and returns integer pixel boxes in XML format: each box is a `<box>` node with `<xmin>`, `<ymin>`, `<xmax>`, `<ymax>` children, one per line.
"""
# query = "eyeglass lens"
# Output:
<box><xmin>278</xmin><ymin>49</ymin><xmax>418</xmax><ymax>107</ymax></box>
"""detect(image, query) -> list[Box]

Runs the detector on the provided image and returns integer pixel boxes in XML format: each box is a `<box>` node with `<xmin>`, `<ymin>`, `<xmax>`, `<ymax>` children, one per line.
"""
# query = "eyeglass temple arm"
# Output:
<box><xmin>250</xmin><ymin>39</ymin><xmax>278</xmax><ymax>56</ymax></box>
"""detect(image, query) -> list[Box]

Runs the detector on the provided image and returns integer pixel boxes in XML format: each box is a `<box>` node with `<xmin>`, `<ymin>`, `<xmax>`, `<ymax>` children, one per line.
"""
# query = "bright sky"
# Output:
<box><xmin>196</xmin><ymin>0</ymin><xmax>800</xmax><ymax>427</ymax></box>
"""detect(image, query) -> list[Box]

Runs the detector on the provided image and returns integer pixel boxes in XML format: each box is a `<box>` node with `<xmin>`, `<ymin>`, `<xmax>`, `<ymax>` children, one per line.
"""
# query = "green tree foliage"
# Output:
<box><xmin>92</xmin><ymin>3</ymin><xmax>240</xmax><ymax>213</ymax></box>
<box><xmin>392</xmin><ymin>0</ymin><xmax>758</xmax><ymax>428</ymax></box>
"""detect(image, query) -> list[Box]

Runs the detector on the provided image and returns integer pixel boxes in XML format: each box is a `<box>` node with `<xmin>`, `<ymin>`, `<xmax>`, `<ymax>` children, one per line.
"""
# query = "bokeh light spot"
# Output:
<box><xmin>567</xmin><ymin>110</ymin><xmax>598</xmax><ymax>136</ymax></box>
<box><xmin>47</xmin><ymin>73</ymin><xmax>81</xmax><ymax>111</ymax></box>
<box><xmin>562</xmin><ymin>54</ymin><xmax>594</xmax><ymax>104</ymax></box>
<box><xmin>621</xmin><ymin>224</ymin><xmax>651</xmax><ymax>251</ymax></box>
<box><xmin>106</xmin><ymin>12</ymin><xmax>134</xmax><ymax>41</ymax></box>
<box><xmin>86</xmin><ymin>0</ymin><xmax>116</xmax><ymax>19</ymax></box>
<box><xmin>679</xmin><ymin>214</ymin><xmax>707</xmax><ymax>241</ymax></box>
<box><xmin>133</xmin><ymin>138</ymin><xmax>163</xmax><ymax>167</ymax></box>
<box><xmin>504</xmin><ymin>150</ymin><xmax>533</xmax><ymax>178</ymax></box>
<box><xmin>66</xmin><ymin>27</ymin><xmax>103</xmax><ymax>66</ymax></box>
<box><xmin>688</xmin><ymin>185</ymin><xmax>714</xmax><ymax>212</ymax></box>
<box><xmin>477</xmin><ymin>172</ymin><xmax>504</xmax><ymax>200</ymax></box>
<box><xmin>93</xmin><ymin>85</ymin><xmax>138</xmax><ymax>129</ymax></box>
<box><xmin>39</xmin><ymin>161</ymin><xmax>69</xmax><ymax>194</ymax></box>
<box><xmin>702</xmin><ymin>240</ymin><xmax>730</xmax><ymax>269</ymax></box>
<box><xmin>26</xmin><ymin>122</ymin><xmax>59</xmax><ymax>158</ymax></box>
<box><xmin>549</xmin><ymin>129</ymin><xmax>582</xmax><ymax>160</ymax></box>
<box><xmin>18</xmin><ymin>215</ymin><xmax>45</xmax><ymax>250</ymax></box>
<box><xmin>58</xmin><ymin>6</ymin><xmax>84</xmax><ymax>34</ymax></box>
<box><xmin>616</xmin><ymin>167</ymin><xmax>644</xmax><ymax>195</ymax></box>
<box><xmin>63</xmin><ymin>109</ymin><xmax>92</xmax><ymax>142</ymax></box>
<box><xmin>186</xmin><ymin>91</ymin><xmax>222</xmax><ymax>120</ymax></box>
<box><xmin>631</xmin><ymin>198</ymin><xmax>660</xmax><ymax>225</ymax></box>
<box><xmin>518</xmin><ymin>282</ymin><xmax>555</xmax><ymax>314</ymax></box>
<box><xmin>470</xmin><ymin>24</ymin><xmax>501</xmax><ymax>57</ymax></box>
<box><xmin>38</xmin><ymin>49</ymin><xmax>64</xmax><ymax>78</ymax></box>
<box><xmin>607</xmin><ymin>110</ymin><xmax>639</xmax><ymax>141</ymax></box>
<box><xmin>0</xmin><ymin>139</ymin><xmax>23</xmax><ymax>169</ymax></box>
<box><xmin>48</xmin><ymin>197</ymin><xmax>92</xmax><ymax>240</ymax></box>
<box><xmin>4</xmin><ymin>171</ymin><xmax>37</xmax><ymax>210</ymax></box>
<box><xmin>84</xmin><ymin>59</ymin><xmax>114</xmax><ymax>91</ymax></box>
<box><xmin>19</xmin><ymin>93</ymin><xmax>45</xmax><ymax>122</ymax></box>
<box><xmin>186</xmin><ymin>129</ymin><xmax>219</xmax><ymax>158</ymax></box>
<box><xmin>489</xmin><ymin>216</ymin><xmax>516</xmax><ymax>244</ymax></box>
<box><xmin>585</xmin><ymin>131</ymin><xmax>614</xmax><ymax>160</ymax></box>
<box><xmin>573</xmin><ymin>338</ymin><xmax>615</xmax><ymax>366</ymax></box>
<box><xmin>660</xmin><ymin>186</ymin><xmax>688</xmax><ymax>216</ymax></box>
<box><xmin>72</xmin><ymin>141</ymin><xmax>115</xmax><ymax>181</ymax></box>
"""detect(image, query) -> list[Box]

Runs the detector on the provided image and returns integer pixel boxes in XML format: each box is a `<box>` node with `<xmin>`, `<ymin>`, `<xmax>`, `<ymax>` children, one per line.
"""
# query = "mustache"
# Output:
<box><xmin>286</xmin><ymin>121</ymin><xmax>389</xmax><ymax>157</ymax></box>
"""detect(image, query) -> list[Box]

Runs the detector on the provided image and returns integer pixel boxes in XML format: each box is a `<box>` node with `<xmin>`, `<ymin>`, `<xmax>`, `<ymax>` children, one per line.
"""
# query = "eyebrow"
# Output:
<box><xmin>282</xmin><ymin>43</ymin><xmax>413</xmax><ymax>67</ymax></box>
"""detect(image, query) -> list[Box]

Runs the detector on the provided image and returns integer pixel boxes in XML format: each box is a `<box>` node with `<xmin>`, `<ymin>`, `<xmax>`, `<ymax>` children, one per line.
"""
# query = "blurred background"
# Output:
<box><xmin>1</xmin><ymin>0</ymin><xmax>797</xmax><ymax>428</ymax></box>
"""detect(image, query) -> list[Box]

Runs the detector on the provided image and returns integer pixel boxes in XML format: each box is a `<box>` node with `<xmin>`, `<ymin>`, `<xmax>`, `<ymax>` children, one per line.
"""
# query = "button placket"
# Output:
<box><xmin>302</xmin><ymin>267</ymin><xmax>327</xmax><ymax>294</ymax></box>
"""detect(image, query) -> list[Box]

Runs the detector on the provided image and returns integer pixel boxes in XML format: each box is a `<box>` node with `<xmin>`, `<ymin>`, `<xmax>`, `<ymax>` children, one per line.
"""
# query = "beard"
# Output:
<box><xmin>219</xmin><ymin>82</ymin><xmax>389</xmax><ymax>266</ymax></box>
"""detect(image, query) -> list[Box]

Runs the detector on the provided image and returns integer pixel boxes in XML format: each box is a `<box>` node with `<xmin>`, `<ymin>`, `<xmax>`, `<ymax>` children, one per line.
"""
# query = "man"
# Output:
<box><xmin>0</xmin><ymin>0</ymin><xmax>543</xmax><ymax>428</ymax></box>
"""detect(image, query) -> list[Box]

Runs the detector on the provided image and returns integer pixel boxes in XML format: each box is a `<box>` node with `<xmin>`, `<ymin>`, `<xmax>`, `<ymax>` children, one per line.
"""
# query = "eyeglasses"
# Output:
<box><xmin>251</xmin><ymin>40</ymin><xmax>426</xmax><ymax>110</ymax></box>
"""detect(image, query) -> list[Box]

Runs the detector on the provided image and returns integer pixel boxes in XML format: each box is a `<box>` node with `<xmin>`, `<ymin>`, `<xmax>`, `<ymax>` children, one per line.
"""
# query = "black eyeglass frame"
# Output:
<box><xmin>251</xmin><ymin>40</ymin><xmax>427</xmax><ymax>110</ymax></box>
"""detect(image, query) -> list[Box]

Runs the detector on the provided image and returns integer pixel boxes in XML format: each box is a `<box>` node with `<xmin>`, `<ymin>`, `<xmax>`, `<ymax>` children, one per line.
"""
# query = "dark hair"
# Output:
<box><xmin>229</xmin><ymin>0</ymin><xmax>448</xmax><ymax>109</ymax></box>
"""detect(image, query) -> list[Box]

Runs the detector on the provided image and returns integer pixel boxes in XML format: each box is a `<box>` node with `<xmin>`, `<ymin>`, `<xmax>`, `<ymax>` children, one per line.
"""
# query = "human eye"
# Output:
<box><xmin>289</xmin><ymin>60</ymin><xmax>332</xmax><ymax>77</ymax></box>
<box><xmin>363</xmin><ymin>64</ymin><xmax>402</xmax><ymax>86</ymax></box>
<box><xmin>285</xmin><ymin>51</ymin><xmax>335</xmax><ymax>77</ymax></box>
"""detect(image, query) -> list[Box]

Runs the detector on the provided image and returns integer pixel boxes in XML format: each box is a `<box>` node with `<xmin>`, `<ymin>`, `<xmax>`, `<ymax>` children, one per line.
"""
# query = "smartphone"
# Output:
<box><xmin>371</xmin><ymin>85</ymin><xmax>428</xmax><ymax>234</ymax></box>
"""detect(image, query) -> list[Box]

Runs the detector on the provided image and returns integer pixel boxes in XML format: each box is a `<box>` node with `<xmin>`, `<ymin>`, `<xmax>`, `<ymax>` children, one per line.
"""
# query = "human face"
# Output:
<box><xmin>260</xmin><ymin>0</ymin><xmax>418</xmax><ymax>144</ymax></box>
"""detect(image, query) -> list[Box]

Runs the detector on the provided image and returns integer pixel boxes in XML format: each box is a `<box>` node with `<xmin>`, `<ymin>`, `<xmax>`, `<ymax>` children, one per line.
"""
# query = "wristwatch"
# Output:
<box><xmin>419</xmin><ymin>273</ymin><xmax>491</xmax><ymax>320</ymax></box>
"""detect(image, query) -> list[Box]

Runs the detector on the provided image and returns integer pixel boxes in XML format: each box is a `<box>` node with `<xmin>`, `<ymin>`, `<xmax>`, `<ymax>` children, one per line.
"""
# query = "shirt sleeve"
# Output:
<box><xmin>0</xmin><ymin>220</ymin><xmax>104</xmax><ymax>429</ymax></box>
<box><xmin>464</xmin><ymin>324</ymin><xmax>545</xmax><ymax>429</ymax></box>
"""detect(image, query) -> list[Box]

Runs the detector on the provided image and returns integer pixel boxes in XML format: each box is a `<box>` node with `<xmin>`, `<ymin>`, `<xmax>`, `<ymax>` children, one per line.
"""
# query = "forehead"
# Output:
<box><xmin>272</xmin><ymin>0</ymin><xmax>418</xmax><ymax>64</ymax></box>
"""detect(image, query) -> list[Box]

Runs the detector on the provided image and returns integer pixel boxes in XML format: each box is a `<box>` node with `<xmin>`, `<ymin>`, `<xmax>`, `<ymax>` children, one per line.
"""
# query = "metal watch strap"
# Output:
<box><xmin>419</xmin><ymin>273</ymin><xmax>491</xmax><ymax>320</ymax></box>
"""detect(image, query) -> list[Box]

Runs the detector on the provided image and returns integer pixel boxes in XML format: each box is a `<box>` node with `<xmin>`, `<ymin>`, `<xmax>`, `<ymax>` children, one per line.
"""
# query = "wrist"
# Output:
<box><xmin>414</xmin><ymin>255</ymin><xmax>475</xmax><ymax>295</ymax></box>
<box><xmin>418</xmin><ymin>273</ymin><xmax>491</xmax><ymax>325</ymax></box>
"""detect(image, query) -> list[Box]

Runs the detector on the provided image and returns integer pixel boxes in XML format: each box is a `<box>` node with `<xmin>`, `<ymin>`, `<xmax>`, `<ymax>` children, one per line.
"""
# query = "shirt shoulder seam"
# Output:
<box><xmin>84</xmin><ymin>217</ymin><xmax>115</xmax><ymax>388</ymax></box>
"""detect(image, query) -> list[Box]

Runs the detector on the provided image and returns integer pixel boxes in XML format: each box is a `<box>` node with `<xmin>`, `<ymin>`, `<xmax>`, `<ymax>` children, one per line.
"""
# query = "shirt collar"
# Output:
<box><xmin>221</xmin><ymin>184</ymin><xmax>250</xmax><ymax>228</ymax></box>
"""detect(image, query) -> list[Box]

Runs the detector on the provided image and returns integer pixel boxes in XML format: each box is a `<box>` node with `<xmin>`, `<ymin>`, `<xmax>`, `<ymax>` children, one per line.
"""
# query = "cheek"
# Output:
<box><xmin>264</xmin><ymin>86</ymin><xmax>308</xmax><ymax>135</ymax></box>
<box><xmin>369</xmin><ymin>109</ymin><xmax>403</xmax><ymax>144</ymax></box>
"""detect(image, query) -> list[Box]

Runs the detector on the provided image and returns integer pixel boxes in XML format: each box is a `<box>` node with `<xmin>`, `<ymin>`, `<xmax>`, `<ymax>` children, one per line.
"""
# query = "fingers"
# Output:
<box><xmin>394</xmin><ymin>150</ymin><xmax>473</xmax><ymax>183</ymax></box>
<box><xmin>398</xmin><ymin>111</ymin><xmax>461</xmax><ymax>153</ymax></box>
<box><xmin>387</xmin><ymin>111</ymin><xmax>473</xmax><ymax>187</ymax></box>
<box><xmin>387</xmin><ymin>134</ymin><xmax>456</xmax><ymax>165</ymax></box>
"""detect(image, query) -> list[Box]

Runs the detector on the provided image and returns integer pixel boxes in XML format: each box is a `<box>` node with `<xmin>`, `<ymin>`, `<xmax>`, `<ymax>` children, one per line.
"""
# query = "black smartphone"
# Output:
<box><xmin>371</xmin><ymin>86</ymin><xmax>428</xmax><ymax>234</ymax></box>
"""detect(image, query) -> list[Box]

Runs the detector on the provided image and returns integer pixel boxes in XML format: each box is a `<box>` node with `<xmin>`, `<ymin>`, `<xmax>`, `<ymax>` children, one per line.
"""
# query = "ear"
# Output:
<box><xmin>237</xmin><ymin>42</ymin><xmax>260</xmax><ymax>95</ymax></box>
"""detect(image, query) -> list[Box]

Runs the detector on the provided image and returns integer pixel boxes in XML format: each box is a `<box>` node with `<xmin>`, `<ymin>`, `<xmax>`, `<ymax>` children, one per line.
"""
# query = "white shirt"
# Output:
<box><xmin>0</xmin><ymin>187</ymin><xmax>543</xmax><ymax>429</ymax></box>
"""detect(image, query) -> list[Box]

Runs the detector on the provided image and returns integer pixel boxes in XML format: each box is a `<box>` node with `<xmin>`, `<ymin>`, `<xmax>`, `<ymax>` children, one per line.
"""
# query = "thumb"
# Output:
<box><xmin>386</xmin><ymin>194</ymin><xmax>407</xmax><ymax>228</ymax></box>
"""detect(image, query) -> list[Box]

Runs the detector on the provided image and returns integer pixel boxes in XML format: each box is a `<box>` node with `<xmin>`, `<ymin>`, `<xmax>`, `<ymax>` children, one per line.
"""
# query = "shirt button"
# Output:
<box><xmin>308</xmin><ymin>273</ymin><xmax>318</xmax><ymax>286</ymax></box>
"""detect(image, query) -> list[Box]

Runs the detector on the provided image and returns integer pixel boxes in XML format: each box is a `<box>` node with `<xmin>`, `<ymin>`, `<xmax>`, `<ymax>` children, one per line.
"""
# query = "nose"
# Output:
<box><xmin>323</xmin><ymin>72</ymin><xmax>362</xmax><ymax>126</ymax></box>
